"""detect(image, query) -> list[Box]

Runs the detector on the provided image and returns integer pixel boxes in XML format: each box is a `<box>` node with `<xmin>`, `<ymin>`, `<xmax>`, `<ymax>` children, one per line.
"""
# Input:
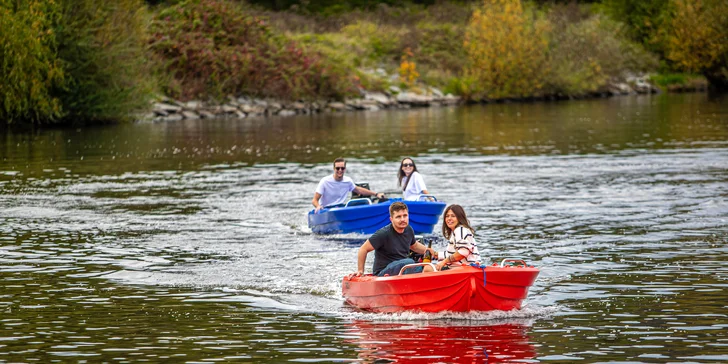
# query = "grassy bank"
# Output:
<box><xmin>1</xmin><ymin>0</ymin><xmax>724</xmax><ymax>126</ymax></box>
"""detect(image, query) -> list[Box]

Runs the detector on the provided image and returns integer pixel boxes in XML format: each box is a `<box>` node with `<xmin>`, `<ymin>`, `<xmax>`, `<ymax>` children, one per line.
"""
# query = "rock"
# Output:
<box><xmin>235</xmin><ymin>110</ymin><xmax>247</xmax><ymax>118</ymax></box>
<box><xmin>388</xmin><ymin>85</ymin><xmax>402</xmax><ymax>94</ymax></box>
<box><xmin>328</xmin><ymin>102</ymin><xmax>346</xmax><ymax>111</ymax></box>
<box><xmin>365</xmin><ymin>92</ymin><xmax>392</xmax><ymax>106</ymax></box>
<box><xmin>430</xmin><ymin>87</ymin><xmax>444</xmax><ymax>97</ymax></box>
<box><xmin>154</xmin><ymin>102</ymin><xmax>182</xmax><ymax>112</ymax></box>
<box><xmin>278</xmin><ymin>109</ymin><xmax>297</xmax><ymax>116</ymax></box>
<box><xmin>396</xmin><ymin>92</ymin><xmax>433</xmax><ymax>106</ymax></box>
<box><xmin>199</xmin><ymin>110</ymin><xmax>216</xmax><ymax>119</ymax></box>
<box><xmin>184</xmin><ymin>101</ymin><xmax>202</xmax><ymax>110</ymax></box>
<box><xmin>269</xmin><ymin>102</ymin><xmax>283</xmax><ymax>111</ymax></box>
<box><xmin>221</xmin><ymin>105</ymin><xmax>239</xmax><ymax>113</ymax></box>
<box><xmin>162</xmin><ymin>114</ymin><xmax>183</xmax><ymax>122</ymax></box>
<box><xmin>291</xmin><ymin>102</ymin><xmax>306</xmax><ymax>110</ymax></box>
<box><xmin>616</xmin><ymin>83</ymin><xmax>633</xmax><ymax>94</ymax></box>
<box><xmin>182</xmin><ymin>111</ymin><xmax>200</xmax><ymax>120</ymax></box>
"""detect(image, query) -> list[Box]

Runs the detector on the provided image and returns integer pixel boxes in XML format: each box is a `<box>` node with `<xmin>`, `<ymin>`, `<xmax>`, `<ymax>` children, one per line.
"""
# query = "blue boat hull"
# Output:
<box><xmin>308</xmin><ymin>198</ymin><xmax>446</xmax><ymax>235</ymax></box>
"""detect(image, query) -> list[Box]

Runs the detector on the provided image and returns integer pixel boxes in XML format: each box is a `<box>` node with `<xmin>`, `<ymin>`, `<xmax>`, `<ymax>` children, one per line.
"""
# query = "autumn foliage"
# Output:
<box><xmin>463</xmin><ymin>0</ymin><xmax>550</xmax><ymax>99</ymax></box>
<box><xmin>662</xmin><ymin>0</ymin><xmax>728</xmax><ymax>89</ymax></box>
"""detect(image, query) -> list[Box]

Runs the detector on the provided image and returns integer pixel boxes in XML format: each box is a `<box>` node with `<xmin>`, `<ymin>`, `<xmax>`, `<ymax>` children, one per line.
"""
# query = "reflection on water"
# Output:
<box><xmin>1</xmin><ymin>93</ymin><xmax>727</xmax><ymax>362</ymax></box>
<box><xmin>346</xmin><ymin>320</ymin><xmax>536</xmax><ymax>363</ymax></box>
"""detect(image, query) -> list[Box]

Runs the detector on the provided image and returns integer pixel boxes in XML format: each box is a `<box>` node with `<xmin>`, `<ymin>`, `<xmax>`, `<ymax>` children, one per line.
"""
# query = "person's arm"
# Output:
<box><xmin>353</xmin><ymin>186</ymin><xmax>384</xmax><ymax>199</ymax></box>
<box><xmin>436</xmin><ymin>251</ymin><xmax>464</xmax><ymax>271</ymax></box>
<box><xmin>411</xmin><ymin>241</ymin><xmax>437</xmax><ymax>257</ymax></box>
<box><xmin>312</xmin><ymin>192</ymin><xmax>323</xmax><ymax>212</ymax></box>
<box><xmin>356</xmin><ymin>240</ymin><xmax>375</xmax><ymax>276</ymax></box>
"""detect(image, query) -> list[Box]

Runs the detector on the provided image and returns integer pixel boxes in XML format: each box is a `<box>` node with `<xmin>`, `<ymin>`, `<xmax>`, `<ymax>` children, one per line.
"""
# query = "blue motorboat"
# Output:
<box><xmin>308</xmin><ymin>196</ymin><xmax>446</xmax><ymax>235</ymax></box>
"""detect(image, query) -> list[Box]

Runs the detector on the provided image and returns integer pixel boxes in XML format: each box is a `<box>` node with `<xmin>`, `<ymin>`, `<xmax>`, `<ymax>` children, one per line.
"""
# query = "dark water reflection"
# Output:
<box><xmin>1</xmin><ymin>93</ymin><xmax>727</xmax><ymax>362</ymax></box>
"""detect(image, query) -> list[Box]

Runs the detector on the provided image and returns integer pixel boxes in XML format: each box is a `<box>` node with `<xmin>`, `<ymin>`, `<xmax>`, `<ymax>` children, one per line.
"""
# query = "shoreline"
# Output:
<box><xmin>146</xmin><ymin>77</ymin><xmax>708</xmax><ymax>123</ymax></box>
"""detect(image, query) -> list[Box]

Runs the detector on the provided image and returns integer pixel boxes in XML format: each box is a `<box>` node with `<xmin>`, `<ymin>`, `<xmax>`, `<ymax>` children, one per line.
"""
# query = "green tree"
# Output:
<box><xmin>55</xmin><ymin>0</ymin><xmax>157</xmax><ymax>123</ymax></box>
<box><xmin>600</xmin><ymin>0</ymin><xmax>669</xmax><ymax>54</ymax></box>
<box><xmin>0</xmin><ymin>0</ymin><xmax>65</xmax><ymax>124</ymax></box>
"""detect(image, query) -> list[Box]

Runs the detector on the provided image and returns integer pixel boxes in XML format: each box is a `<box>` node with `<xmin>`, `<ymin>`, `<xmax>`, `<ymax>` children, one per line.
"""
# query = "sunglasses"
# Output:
<box><xmin>402</xmin><ymin>163</ymin><xmax>414</xmax><ymax>167</ymax></box>
<box><xmin>335</xmin><ymin>167</ymin><xmax>346</xmax><ymax>171</ymax></box>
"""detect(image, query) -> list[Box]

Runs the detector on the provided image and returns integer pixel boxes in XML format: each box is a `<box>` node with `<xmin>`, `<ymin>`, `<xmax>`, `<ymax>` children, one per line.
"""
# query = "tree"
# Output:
<box><xmin>0</xmin><ymin>0</ymin><xmax>64</xmax><ymax>123</ymax></box>
<box><xmin>663</xmin><ymin>0</ymin><xmax>728</xmax><ymax>91</ymax></box>
<box><xmin>463</xmin><ymin>0</ymin><xmax>550</xmax><ymax>99</ymax></box>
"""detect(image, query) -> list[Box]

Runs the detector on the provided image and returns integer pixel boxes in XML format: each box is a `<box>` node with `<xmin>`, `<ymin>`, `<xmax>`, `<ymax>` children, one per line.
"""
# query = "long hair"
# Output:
<box><xmin>397</xmin><ymin>157</ymin><xmax>419</xmax><ymax>191</ymax></box>
<box><xmin>441</xmin><ymin>204</ymin><xmax>476</xmax><ymax>239</ymax></box>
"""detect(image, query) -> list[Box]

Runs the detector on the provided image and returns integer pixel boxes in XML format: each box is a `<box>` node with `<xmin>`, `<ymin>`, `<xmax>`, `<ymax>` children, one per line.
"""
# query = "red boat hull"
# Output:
<box><xmin>342</xmin><ymin>265</ymin><xmax>539</xmax><ymax>313</ymax></box>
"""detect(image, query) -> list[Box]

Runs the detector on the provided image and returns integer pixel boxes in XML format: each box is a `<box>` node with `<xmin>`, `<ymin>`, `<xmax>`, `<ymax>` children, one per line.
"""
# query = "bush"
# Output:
<box><xmin>55</xmin><ymin>0</ymin><xmax>158</xmax><ymax>123</ymax></box>
<box><xmin>463</xmin><ymin>0</ymin><xmax>550</xmax><ymax>99</ymax></box>
<box><xmin>546</xmin><ymin>9</ymin><xmax>658</xmax><ymax>95</ymax></box>
<box><xmin>662</xmin><ymin>0</ymin><xmax>728</xmax><ymax>90</ymax></box>
<box><xmin>149</xmin><ymin>0</ymin><xmax>358</xmax><ymax>101</ymax></box>
<box><xmin>0</xmin><ymin>0</ymin><xmax>64</xmax><ymax>124</ymax></box>
<box><xmin>340</xmin><ymin>20</ymin><xmax>407</xmax><ymax>64</ymax></box>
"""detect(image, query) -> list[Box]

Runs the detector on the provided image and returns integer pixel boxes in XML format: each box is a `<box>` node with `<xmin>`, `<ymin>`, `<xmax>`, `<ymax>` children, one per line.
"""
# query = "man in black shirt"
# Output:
<box><xmin>355</xmin><ymin>202</ymin><xmax>436</xmax><ymax>276</ymax></box>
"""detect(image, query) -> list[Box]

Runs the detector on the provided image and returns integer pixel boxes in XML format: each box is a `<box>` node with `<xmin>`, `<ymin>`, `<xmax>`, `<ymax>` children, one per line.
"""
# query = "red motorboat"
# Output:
<box><xmin>342</xmin><ymin>259</ymin><xmax>539</xmax><ymax>313</ymax></box>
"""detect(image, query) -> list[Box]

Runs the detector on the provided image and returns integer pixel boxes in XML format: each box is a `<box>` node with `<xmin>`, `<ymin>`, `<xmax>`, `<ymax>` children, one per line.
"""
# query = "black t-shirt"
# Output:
<box><xmin>369</xmin><ymin>224</ymin><xmax>416</xmax><ymax>275</ymax></box>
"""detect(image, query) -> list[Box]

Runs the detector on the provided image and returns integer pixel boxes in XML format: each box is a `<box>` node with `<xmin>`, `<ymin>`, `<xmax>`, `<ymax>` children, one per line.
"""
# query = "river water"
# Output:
<box><xmin>1</xmin><ymin>93</ymin><xmax>727</xmax><ymax>362</ymax></box>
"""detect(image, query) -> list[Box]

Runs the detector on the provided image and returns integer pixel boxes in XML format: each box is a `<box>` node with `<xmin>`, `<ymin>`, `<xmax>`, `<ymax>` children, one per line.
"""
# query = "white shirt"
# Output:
<box><xmin>401</xmin><ymin>171</ymin><xmax>428</xmax><ymax>201</ymax></box>
<box><xmin>438</xmin><ymin>226</ymin><xmax>481</xmax><ymax>266</ymax></box>
<box><xmin>315</xmin><ymin>175</ymin><xmax>356</xmax><ymax>207</ymax></box>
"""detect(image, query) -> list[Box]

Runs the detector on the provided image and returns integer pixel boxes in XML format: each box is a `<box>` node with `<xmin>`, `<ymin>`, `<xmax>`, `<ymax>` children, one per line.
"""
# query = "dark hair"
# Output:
<box><xmin>389</xmin><ymin>201</ymin><xmax>408</xmax><ymax>217</ymax></box>
<box><xmin>397</xmin><ymin>157</ymin><xmax>419</xmax><ymax>191</ymax></box>
<box><xmin>442</xmin><ymin>204</ymin><xmax>475</xmax><ymax>239</ymax></box>
<box><xmin>333</xmin><ymin>157</ymin><xmax>346</xmax><ymax>168</ymax></box>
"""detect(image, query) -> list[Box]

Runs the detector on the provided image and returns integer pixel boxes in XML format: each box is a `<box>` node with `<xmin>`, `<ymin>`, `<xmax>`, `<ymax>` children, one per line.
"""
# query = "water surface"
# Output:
<box><xmin>1</xmin><ymin>93</ymin><xmax>727</xmax><ymax>362</ymax></box>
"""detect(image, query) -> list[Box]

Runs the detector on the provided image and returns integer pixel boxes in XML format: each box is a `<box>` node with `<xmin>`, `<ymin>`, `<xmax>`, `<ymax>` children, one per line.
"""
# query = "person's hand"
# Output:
<box><xmin>436</xmin><ymin>261</ymin><xmax>446</xmax><ymax>271</ymax></box>
<box><xmin>353</xmin><ymin>270</ymin><xmax>364</xmax><ymax>277</ymax></box>
<box><xmin>428</xmin><ymin>248</ymin><xmax>437</xmax><ymax>258</ymax></box>
<box><xmin>314</xmin><ymin>205</ymin><xmax>323</xmax><ymax>213</ymax></box>
<box><xmin>375</xmin><ymin>192</ymin><xmax>384</xmax><ymax>199</ymax></box>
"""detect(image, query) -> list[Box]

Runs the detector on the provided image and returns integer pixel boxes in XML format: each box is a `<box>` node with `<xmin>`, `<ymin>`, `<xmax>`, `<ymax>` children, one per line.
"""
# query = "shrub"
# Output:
<box><xmin>149</xmin><ymin>0</ymin><xmax>358</xmax><ymax>101</ymax></box>
<box><xmin>55</xmin><ymin>0</ymin><xmax>158</xmax><ymax>123</ymax></box>
<box><xmin>463</xmin><ymin>0</ymin><xmax>550</xmax><ymax>99</ymax></box>
<box><xmin>598</xmin><ymin>0</ymin><xmax>669</xmax><ymax>54</ymax></box>
<box><xmin>546</xmin><ymin>10</ymin><xmax>658</xmax><ymax>95</ymax></box>
<box><xmin>662</xmin><ymin>0</ymin><xmax>728</xmax><ymax>90</ymax></box>
<box><xmin>0</xmin><ymin>0</ymin><xmax>64</xmax><ymax>124</ymax></box>
<box><xmin>340</xmin><ymin>20</ymin><xmax>407</xmax><ymax>64</ymax></box>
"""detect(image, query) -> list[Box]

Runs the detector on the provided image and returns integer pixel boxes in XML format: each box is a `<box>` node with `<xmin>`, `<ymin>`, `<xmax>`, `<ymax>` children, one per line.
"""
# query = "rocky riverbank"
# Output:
<box><xmin>146</xmin><ymin>75</ymin><xmax>695</xmax><ymax>123</ymax></box>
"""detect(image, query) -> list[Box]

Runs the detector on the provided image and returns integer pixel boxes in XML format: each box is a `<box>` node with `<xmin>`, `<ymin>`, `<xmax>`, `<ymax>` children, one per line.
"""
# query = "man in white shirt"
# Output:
<box><xmin>312</xmin><ymin>157</ymin><xmax>385</xmax><ymax>213</ymax></box>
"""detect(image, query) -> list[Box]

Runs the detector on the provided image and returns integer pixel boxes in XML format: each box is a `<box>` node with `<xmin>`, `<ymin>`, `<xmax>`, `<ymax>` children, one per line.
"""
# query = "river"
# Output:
<box><xmin>1</xmin><ymin>92</ymin><xmax>727</xmax><ymax>362</ymax></box>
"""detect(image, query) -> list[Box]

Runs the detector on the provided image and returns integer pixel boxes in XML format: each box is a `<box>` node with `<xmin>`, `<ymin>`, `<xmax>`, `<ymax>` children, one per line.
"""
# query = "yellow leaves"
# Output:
<box><xmin>399</xmin><ymin>48</ymin><xmax>419</xmax><ymax>87</ymax></box>
<box><xmin>664</xmin><ymin>0</ymin><xmax>728</xmax><ymax>73</ymax></box>
<box><xmin>464</xmin><ymin>0</ymin><xmax>549</xmax><ymax>99</ymax></box>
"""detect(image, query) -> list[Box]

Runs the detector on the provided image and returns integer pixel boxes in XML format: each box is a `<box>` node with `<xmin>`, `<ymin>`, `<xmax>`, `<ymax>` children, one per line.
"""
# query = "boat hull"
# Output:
<box><xmin>342</xmin><ymin>265</ymin><xmax>539</xmax><ymax>313</ymax></box>
<box><xmin>308</xmin><ymin>198</ymin><xmax>446</xmax><ymax>235</ymax></box>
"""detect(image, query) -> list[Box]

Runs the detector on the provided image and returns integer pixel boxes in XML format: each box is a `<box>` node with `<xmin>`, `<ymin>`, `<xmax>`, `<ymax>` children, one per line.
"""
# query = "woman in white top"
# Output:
<box><xmin>430</xmin><ymin>204</ymin><xmax>482</xmax><ymax>272</ymax></box>
<box><xmin>397</xmin><ymin>157</ymin><xmax>430</xmax><ymax>201</ymax></box>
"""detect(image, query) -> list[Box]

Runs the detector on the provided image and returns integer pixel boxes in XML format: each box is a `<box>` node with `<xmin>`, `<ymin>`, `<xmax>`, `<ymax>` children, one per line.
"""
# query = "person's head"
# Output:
<box><xmin>442</xmin><ymin>204</ymin><xmax>475</xmax><ymax>239</ymax></box>
<box><xmin>397</xmin><ymin>157</ymin><xmax>419</xmax><ymax>188</ymax></box>
<box><xmin>333</xmin><ymin>157</ymin><xmax>346</xmax><ymax>180</ymax></box>
<box><xmin>389</xmin><ymin>201</ymin><xmax>409</xmax><ymax>232</ymax></box>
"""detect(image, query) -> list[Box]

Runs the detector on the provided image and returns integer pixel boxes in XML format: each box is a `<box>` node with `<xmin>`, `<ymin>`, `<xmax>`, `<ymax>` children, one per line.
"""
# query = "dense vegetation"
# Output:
<box><xmin>1</xmin><ymin>0</ymin><xmax>726</xmax><ymax>125</ymax></box>
<box><xmin>1</xmin><ymin>0</ymin><xmax>155</xmax><ymax>125</ymax></box>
